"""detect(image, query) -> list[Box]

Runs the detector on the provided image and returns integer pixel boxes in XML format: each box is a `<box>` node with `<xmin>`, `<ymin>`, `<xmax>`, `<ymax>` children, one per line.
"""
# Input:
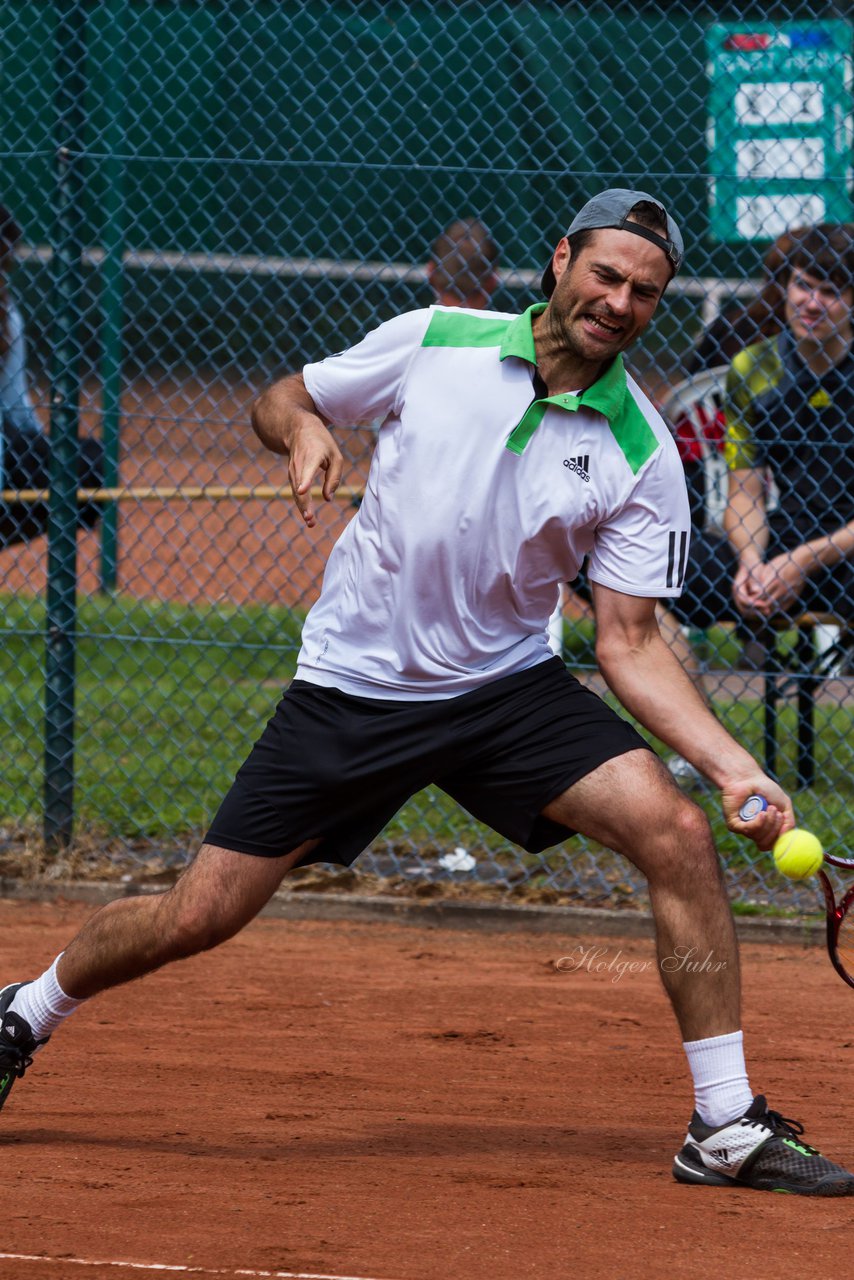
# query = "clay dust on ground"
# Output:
<box><xmin>0</xmin><ymin>898</ymin><xmax>850</xmax><ymax>1280</ymax></box>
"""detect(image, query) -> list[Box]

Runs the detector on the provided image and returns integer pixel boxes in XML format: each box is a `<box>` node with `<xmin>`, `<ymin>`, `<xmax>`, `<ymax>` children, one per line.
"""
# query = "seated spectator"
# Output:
<box><xmin>668</xmin><ymin>222</ymin><xmax>854</xmax><ymax>658</ymax></box>
<box><xmin>0</xmin><ymin>202</ymin><xmax>103</xmax><ymax>548</ymax></box>
<box><xmin>672</xmin><ymin>228</ymin><xmax>805</xmax><ymax>535</ymax></box>
<box><xmin>685</xmin><ymin>227</ymin><xmax>804</xmax><ymax>376</ymax></box>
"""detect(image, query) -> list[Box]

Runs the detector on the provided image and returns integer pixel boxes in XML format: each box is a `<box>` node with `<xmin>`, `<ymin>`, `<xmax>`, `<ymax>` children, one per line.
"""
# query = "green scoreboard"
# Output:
<box><xmin>707</xmin><ymin>21</ymin><xmax>853</xmax><ymax>243</ymax></box>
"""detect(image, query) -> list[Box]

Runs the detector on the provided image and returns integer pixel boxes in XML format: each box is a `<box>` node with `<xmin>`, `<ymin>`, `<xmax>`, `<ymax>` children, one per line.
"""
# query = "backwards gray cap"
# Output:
<box><xmin>541</xmin><ymin>188</ymin><xmax>684</xmax><ymax>298</ymax></box>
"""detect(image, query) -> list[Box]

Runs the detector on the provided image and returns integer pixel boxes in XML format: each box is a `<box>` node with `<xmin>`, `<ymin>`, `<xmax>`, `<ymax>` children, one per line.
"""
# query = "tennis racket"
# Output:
<box><xmin>817</xmin><ymin>863</ymin><xmax>854</xmax><ymax>990</ymax></box>
<box><xmin>739</xmin><ymin>795</ymin><xmax>854</xmax><ymax>990</ymax></box>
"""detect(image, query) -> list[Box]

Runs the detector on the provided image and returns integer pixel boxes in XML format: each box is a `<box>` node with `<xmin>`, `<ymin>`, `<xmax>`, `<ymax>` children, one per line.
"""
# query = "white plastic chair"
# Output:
<box><xmin>659</xmin><ymin>365</ymin><xmax>730</xmax><ymax>536</ymax></box>
<box><xmin>660</xmin><ymin>364</ymin><xmax>779</xmax><ymax>536</ymax></box>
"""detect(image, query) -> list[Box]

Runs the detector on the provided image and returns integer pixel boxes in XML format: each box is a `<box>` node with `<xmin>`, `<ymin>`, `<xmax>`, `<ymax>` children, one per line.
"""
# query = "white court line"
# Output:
<box><xmin>0</xmin><ymin>1255</ymin><xmax>398</xmax><ymax>1280</ymax></box>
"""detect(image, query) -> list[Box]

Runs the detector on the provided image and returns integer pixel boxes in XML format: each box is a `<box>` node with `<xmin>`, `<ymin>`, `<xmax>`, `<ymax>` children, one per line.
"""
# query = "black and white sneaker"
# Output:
<box><xmin>673</xmin><ymin>1095</ymin><xmax>854</xmax><ymax>1196</ymax></box>
<box><xmin>0</xmin><ymin>982</ymin><xmax>49</xmax><ymax>1114</ymax></box>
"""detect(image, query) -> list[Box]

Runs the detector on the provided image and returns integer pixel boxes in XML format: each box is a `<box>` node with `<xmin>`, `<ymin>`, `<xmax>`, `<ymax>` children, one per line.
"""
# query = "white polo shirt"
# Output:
<box><xmin>297</xmin><ymin>303</ymin><xmax>690</xmax><ymax>699</ymax></box>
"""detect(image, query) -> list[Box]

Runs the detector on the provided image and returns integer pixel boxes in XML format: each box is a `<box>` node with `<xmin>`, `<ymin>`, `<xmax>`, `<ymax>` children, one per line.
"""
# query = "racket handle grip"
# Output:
<box><xmin>739</xmin><ymin>794</ymin><xmax>768</xmax><ymax>822</ymax></box>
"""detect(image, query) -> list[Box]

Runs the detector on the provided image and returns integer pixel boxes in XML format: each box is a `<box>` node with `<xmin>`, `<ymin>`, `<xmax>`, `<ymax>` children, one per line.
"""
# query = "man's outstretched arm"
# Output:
<box><xmin>251</xmin><ymin>372</ymin><xmax>343</xmax><ymax>528</ymax></box>
<box><xmin>592</xmin><ymin>580</ymin><xmax>793</xmax><ymax>848</ymax></box>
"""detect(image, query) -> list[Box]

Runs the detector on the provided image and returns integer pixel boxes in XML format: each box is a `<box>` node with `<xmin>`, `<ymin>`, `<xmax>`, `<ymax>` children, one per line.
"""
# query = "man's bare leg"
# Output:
<box><xmin>542</xmin><ymin>749</ymin><xmax>738</xmax><ymax>1040</ymax></box>
<box><xmin>56</xmin><ymin>841</ymin><xmax>319</xmax><ymax>1000</ymax></box>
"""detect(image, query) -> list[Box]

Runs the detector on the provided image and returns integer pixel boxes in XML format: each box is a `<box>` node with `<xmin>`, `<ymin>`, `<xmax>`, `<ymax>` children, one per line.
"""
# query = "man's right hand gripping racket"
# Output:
<box><xmin>740</xmin><ymin>795</ymin><xmax>854</xmax><ymax>990</ymax></box>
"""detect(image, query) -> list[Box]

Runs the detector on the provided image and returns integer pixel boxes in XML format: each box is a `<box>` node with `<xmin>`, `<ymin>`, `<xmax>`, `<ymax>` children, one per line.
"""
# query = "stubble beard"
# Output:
<box><xmin>548</xmin><ymin>301</ymin><xmax>601</xmax><ymax>365</ymax></box>
<box><xmin>545</xmin><ymin>299</ymin><xmax>628</xmax><ymax>378</ymax></box>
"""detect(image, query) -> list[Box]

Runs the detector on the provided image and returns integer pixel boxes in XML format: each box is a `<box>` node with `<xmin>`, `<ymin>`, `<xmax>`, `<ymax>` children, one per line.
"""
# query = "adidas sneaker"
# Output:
<box><xmin>0</xmin><ymin>982</ymin><xmax>49</xmax><ymax>1114</ymax></box>
<box><xmin>673</xmin><ymin>1094</ymin><xmax>854</xmax><ymax>1196</ymax></box>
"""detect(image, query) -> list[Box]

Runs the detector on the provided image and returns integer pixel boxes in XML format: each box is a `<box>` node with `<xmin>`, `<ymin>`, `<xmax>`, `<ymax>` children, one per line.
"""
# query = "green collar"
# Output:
<box><xmin>502</xmin><ymin>304</ymin><xmax>630</xmax><ymax>454</ymax></box>
<box><xmin>499</xmin><ymin>302</ymin><xmax>544</xmax><ymax>364</ymax></box>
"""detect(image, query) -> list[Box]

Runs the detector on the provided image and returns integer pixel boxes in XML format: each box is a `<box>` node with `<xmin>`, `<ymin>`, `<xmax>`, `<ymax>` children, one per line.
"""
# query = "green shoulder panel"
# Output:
<box><xmin>421</xmin><ymin>309</ymin><xmax>511</xmax><ymax>348</ymax></box>
<box><xmin>607</xmin><ymin>394</ymin><xmax>660</xmax><ymax>475</ymax></box>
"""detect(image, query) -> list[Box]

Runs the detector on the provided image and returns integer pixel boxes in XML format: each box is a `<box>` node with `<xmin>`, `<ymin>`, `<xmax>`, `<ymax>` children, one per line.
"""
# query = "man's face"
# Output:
<box><xmin>785</xmin><ymin>268</ymin><xmax>853</xmax><ymax>345</ymax></box>
<box><xmin>545</xmin><ymin>227</ymin><xmax>670</xmax><ymax>362</ymax></box>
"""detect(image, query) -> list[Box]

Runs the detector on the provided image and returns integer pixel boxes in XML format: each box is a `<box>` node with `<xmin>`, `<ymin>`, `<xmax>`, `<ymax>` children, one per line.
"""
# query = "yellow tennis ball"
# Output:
<box><xmin>773</xmin><ymin>828</ymin><xmax>824</xmax><ymax>881</ymax></box>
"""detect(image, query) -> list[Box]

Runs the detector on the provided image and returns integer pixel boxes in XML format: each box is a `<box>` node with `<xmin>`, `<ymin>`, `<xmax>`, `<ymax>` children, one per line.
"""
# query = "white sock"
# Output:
<box><xmin>10</xmin><ymin>954</ymin><xmax>85</xmax><ymax>1040</ymax></box>
<box><xmin>683</xmin><ymin>1030</ymin><xmax>753</xmax><ymax>1126</ymax></box>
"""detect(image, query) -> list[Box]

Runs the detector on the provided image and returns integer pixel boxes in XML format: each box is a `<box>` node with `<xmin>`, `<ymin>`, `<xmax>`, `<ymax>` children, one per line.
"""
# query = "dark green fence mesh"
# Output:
<box><xmin>1</xmin><ymin>1</ymin><xmax>852</xmax><ymax>908</ymax></box>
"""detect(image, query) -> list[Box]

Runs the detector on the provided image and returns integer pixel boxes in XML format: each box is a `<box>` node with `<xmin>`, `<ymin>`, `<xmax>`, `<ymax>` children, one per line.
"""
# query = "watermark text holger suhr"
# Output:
<box><xmin>553</xmin><ymin>945</ymin><xmax>728</xmax><ymax>984</ymax></box>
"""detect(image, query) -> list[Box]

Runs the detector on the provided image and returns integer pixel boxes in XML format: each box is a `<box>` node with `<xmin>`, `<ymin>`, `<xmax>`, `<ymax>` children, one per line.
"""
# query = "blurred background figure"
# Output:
<box><xmin>670</xmin><ymin>228</ymin><xmax>807</xmax><ymax>540</ymax></box>
<box><xmin>685</xmin><ymin>227</ymin><xmax>805</xmax><ymax>376</ymax></box>
<box><xmin>0</xmin><ymin>201</ymin><xmax>103</xmax><ymax>549</ymax></box>
<box><xmin>427</xmin><ymin>217</ymin><xmax>500</xmax><ymax>310</ymax></box>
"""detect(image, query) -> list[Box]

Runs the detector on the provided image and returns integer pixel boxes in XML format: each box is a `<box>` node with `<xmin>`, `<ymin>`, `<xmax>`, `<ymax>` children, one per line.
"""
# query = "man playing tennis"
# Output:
<box><xmin>2</xmin><ymin>190</ymin><xmax>852</xmax><ymax>1196</ymax></box>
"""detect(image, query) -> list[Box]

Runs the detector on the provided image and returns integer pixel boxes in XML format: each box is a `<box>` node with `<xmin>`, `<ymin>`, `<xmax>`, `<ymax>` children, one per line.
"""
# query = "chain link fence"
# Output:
<box><xmin>1</xmin><ymin>1</ymin><xmax>852</xmax><ymax>910</ymax></box>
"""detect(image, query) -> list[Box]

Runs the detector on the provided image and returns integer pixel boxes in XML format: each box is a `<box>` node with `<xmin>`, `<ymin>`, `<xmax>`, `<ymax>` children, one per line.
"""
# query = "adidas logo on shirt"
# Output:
<box><xmin>563</xmin><ymin>454</ymin><xmax>590</xmax><ymax>482</ymax></box>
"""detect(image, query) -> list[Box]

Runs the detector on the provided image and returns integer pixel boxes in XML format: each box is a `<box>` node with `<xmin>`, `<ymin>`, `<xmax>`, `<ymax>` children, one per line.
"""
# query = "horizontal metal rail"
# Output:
<box><xmin>17</xmin><ymin>244</ymin><xmax>758</xmax><ymax>326</ymax></box>
<box><xmin>1</xmin><ymin>485</ymin><xmax>363</xmax><ymax>502</ymax></box>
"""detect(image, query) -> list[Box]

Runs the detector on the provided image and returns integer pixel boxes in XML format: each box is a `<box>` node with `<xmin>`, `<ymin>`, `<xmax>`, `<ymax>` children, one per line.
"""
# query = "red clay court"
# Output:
<box><xmin>0</xmin><ymin>896</ymin><xmax>850</xmax><ymax>1280</ymax></box>
<box><xmin>0</xmin><ymin>373</ymin><xmax>368</xmax><ymax>610</ymax></box>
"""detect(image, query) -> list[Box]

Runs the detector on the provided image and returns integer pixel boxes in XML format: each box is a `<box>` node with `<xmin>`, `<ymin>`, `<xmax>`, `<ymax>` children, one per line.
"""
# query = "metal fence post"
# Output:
<box><xmin>44</xmin><ymin>0</ymin><xmax>87</xmax><ymax>849</ymax></box>
<box><xmin>97</xmin><ymin>0</ymin><xmax>127</xmax><ymax>595</ymax></box>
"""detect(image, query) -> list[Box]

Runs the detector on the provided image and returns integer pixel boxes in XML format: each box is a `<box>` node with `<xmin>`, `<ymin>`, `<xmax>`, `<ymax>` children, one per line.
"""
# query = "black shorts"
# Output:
<box><xmin>205</xmin><ymin>656</ymin><xmax>649</xmax><ymax>867</ymax></box>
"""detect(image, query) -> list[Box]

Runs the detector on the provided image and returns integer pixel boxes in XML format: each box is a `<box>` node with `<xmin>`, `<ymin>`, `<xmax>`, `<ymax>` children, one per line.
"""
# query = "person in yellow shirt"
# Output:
<box><xmin>668</xmin><ymin>222</ymin><xmax>854</xmax><ymax>642</ymax></box>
